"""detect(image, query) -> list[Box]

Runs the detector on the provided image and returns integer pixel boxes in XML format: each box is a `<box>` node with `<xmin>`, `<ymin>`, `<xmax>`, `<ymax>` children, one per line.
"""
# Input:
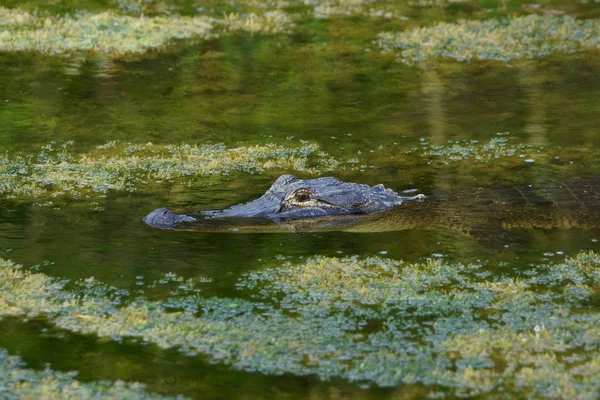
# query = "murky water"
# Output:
<box><xmin>1</xmin><ymin>0</ymin><xmax>600</xmax><ymax>398</ymax></box>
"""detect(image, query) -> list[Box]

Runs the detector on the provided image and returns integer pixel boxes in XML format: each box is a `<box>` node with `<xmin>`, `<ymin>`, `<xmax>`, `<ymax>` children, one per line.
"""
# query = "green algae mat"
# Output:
<box><xmin>1</xmin><ymin>0</ymin><xmax>600</xmax><ymax>399</ymax></box>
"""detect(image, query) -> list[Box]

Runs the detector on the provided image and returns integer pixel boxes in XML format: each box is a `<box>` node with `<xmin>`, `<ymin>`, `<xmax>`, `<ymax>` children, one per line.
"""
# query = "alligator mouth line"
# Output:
<box><xmin>278</xmin><ymin>199</ymin><xmax>367</xmax><ymax>215</ymax></box>
<box><xmin>278</xmin><ymin>200</ymin><xmax>333</xmax><ymax>214</ymax></box>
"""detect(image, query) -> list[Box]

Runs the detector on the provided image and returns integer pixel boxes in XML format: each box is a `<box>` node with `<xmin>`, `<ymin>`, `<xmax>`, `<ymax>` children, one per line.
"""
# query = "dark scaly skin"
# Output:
<box><xmin>143</xmin><ymin>176</ymin><xmax>600</xmax><ymax>237</ymax></box>
<box><xmin>144</xmin><ymin>174</ymin><xmax>425</xmax><ymax>229</ymax></box>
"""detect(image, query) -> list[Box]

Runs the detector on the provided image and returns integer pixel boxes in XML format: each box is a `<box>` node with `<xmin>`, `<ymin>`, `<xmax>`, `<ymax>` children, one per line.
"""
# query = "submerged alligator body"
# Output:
<box><xmin>143</xmin><ymin>175</ymin><xmax>600</xmax><ymax>238</ymax></box>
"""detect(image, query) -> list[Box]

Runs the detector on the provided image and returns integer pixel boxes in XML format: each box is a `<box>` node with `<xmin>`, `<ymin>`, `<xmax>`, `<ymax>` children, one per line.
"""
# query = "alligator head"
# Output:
<box><xmin>144</xmin><ymin>174</ymin><xmax>424</xmax><ymax>229</ymax></box>
<box><xmin>202</xmin><ymin>174</ymin><xmax>423</xmax><ymax>218</ymax></box>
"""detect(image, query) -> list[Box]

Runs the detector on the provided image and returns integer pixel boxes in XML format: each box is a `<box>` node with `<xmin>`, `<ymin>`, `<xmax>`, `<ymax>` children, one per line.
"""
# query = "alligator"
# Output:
<box><xmin>143</xmin><ymin>175</ymin><xmax>600</xmax><ymax>239</ymax></box>
<box><xmin>144</xmin><ymin>174</ymin><xmax>425</xmax><ymax>229</ymax></box>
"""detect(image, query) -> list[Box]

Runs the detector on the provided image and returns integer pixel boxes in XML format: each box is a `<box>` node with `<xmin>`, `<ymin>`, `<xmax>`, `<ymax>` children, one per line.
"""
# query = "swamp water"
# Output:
<box><xmin>1</xmin><ymin>0</ymin><xmax>600</xmax><ymax>398</ymax></box>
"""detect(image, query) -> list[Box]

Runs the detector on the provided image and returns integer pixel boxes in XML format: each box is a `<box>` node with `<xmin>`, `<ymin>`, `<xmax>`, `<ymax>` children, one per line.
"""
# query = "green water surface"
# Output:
<box><xmin>1</xmin><ymin>0</ymin><xmax>600</xmax><ymax>399</ymax></box>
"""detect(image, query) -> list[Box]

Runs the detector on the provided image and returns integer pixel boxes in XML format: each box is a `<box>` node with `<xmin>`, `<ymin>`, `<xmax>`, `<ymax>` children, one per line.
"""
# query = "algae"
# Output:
<box><xmin>1</xmin><ymin>1</ymin><xmax>600</xmax><ymax>398</ymax></box>
<box><xmin>2</xmin><ymin>252</ymin><xmax>600</xmax><ymax>397</ymax></box>
<box><xmin>377</xmin><ymin>14</ymin><xmax>600</xmax><ymax>64</ymax></box>
<box><xmin>301</xmin><ymin>0</ymin><xmax>407</xmax><ymax>20</ymax></box>
<box><xmin>2</xmin><ymin>1</ymin><xmax>599</xmax><ymax>64</ymax></box>
<box><xmin>0</xmin><ymin>6</ymin><xmax>293</xmax><ymax>57</ymax></box>
<box><xmin>420</xmin><ymin>134</ymin><xmax>541</xmax><ymax>164</ymax></box>
<box><xmin>0</xmin><ymin>141</ymin><xmax>342</xmax><ymax>201</ymax></box>
<box><xmin>0</xmin><ymin>7</ymin><xmax>214</xmax><ymax>56</ymax></box>
<box><xmin>0</xmin><ymin>347</ymin><xmax>184</xmax><ymax>399</ymax></box>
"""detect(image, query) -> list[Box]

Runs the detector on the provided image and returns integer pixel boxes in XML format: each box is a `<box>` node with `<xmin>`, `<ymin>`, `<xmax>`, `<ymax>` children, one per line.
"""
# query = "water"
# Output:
<box><xmin>1</xmin><ymin>0</ymin><xmax>600</xmax><ymax>398</ymax></box>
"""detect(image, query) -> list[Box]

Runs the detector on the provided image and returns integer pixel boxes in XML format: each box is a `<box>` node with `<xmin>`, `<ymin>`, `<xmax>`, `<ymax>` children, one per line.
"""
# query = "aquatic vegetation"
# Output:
<box><xmin>239</xmin><ymin>256</ymin><xmax>486</xmax><ymax>319</ymax></box>
<box><xmin>420</xmin><ymin>134</ymin><xmax>540</xmax><ymax>164</ymax></box>
<box><xmin>407</xmin><ymin>0</ymin><xmax>449</xmax><ymax>7</ymax></box>
<box><xmin>0</xmin><ymin>7</ymin><xmax>213</xmax><ymax>56</ymax></box>
<box><xmin>0</xmin><ymin>6</ymin><xmax>294</xmax><ymax>56</ymax></box>
<box><xmin>0</xmin><ymin>1</ymin><xmax>599</xmax><ymax>399</ymax></box>
<box><xmin>2</xmin><ymin>252</ymin><xmax>600</xmax><ymax>397</ymax></box>
<box><xmin>112</xmin><ymin>0</ymin><xmax>180</xmax><ymax>16</ymax></box>
<box><xmin>0</xmin><ymin>347</ymin><xmax>184</xmax><ymax>399</ymax></box>
<box><xmin>0</xmin><ymin>141</ymin><xmax>341</xmax><ymax>201</ymax></box>
<box><xmin>377</xmin><ymin>15</ymin><xmax>600</xmax><ymax>64</ymax></box>
<box><xmin>220</xmin><ymin>10</ymin><xmax>294</xmax><ymax>34</ymax></box>
<box><xmin>300</xmin><ymin>0</ymin><xmax>406</xmax><ymax>20</ymax></box>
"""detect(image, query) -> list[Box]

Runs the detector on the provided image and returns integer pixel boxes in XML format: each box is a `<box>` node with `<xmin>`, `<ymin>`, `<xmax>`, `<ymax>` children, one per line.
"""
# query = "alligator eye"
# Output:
<box><xmin>294</xmin><ymin>190</ymin><xmax>312</xmax><ymax>203</ymax></box>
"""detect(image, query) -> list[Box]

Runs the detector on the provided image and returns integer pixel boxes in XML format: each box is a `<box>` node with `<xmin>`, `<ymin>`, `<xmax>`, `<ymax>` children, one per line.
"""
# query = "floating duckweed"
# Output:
<box><xmin>0</xmin><ymin>7</ymin><xmax>213</xmax><ymax>56</ymax></box>
<box><xmin>407</xmin><ymin>0</ymin><xmax>450</xmax><ymax>7</ymax></box>
<box><xmin>220</xmin><ymin>10</ymin><xmax>294</xmax><ymax>34</ymax></box>
<box><xmin>144</xmin><ymin>272</ymin><xmax>209</xmax><ymax>296</ymax></box>
<box><xmin>239</xmin><ymin>255</ymin><xmax>488</xmax><ymax>319</ymax></box>
<box><xmin>113</xmin><ymin>0</ymin><xmax>185</xmax><ymax>17</ymax></box>
<box><xmin>377</xmin><ymin>15</ymin><xmax>600</xmax><ymax>64</ymax></box>
<box><xmin>0</xmin><ymin>6</ymin><xmax>294</xmax><ymax>56</ymax></box>
<box><xmin>0</xmin><ymin>348</ymin><xmax>184</xmax><ymax>399</ymax></box>
<box><xmin>301</xmin><ymin>0</ymin><xmax>405</xmax><ymax>20</ymax></box>
<box><xmin>0</xmin><ymin>141</ymin><xmax>342</xmax><ymax>201</ymax></box>
<box><xmin>421</xmin><ymin>136</ymin><xmax>537</xmax><ymax>163</ymax></box>
<box><xmin>2</xmin><ymin>252</ymin><xmax>600</xmax><ymax>396</ymax></box>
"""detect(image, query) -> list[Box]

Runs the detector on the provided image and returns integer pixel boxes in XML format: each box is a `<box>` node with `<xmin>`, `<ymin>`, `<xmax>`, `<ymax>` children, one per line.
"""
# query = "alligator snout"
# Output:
<box><xmin>143</xmin><ymin>208</ymin><xmax>196</xmax><ymax>229</ymax></box>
